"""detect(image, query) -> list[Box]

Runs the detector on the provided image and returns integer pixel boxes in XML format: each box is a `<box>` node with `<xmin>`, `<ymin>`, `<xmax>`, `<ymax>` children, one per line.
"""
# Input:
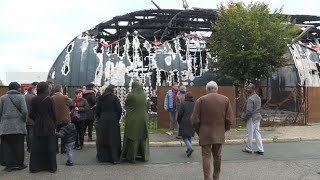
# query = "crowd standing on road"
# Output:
<box><xmin>0</xmin><ymin>78</ymin><xmax>269</xmax><ymax>180</ymax></box>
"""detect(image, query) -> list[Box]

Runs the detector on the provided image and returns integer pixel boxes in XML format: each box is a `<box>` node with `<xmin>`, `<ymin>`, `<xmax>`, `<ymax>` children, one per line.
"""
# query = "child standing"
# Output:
<box><xmin>56</xmin><ymin>123</ymin><xmax>77</xmax><ymax>166</ymax></box>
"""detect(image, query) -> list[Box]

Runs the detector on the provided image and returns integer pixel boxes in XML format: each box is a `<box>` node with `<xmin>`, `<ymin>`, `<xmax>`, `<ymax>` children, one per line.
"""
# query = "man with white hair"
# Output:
<box><xmin>242</xmin><ymin>83</ymin><xmax>264</xmax><ymax>155</ymax></box>
<box><xmin>192</xmin><ymin>81</ymin><xmax>233</xmax><ymax>180</ymax></box>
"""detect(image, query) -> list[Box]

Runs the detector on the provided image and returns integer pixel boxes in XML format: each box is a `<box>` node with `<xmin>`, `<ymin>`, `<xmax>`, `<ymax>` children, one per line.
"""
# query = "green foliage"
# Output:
<box><xmin>209</xmin><ymin>1</ymin><xmax>298</xmax><ymax>85</ymax></box>
<box><xmin>0</xmin><ymin>79</ymin><xmax>3</xmax><ymax>86</ymax></box>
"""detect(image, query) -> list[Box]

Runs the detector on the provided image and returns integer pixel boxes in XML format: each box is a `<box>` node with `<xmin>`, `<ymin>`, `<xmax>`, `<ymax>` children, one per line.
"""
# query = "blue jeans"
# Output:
<box><xmin>169</xmin><ymin>111</ymin><xmax>176</xmax><ymax>130</ymax></box>
<box><xmin>183</xmin><ymin>136</ymin><xmax>192</xmax><ymax>150</ymax></box>
<box><xmin>65</xmin><ymin>142</ymin><xmax>75</xmax><ymax>163</ymax></box>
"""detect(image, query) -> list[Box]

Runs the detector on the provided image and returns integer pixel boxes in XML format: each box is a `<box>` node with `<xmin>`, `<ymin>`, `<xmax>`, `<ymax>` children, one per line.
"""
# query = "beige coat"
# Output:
<box><xmin>191</xmin><ymin>92</ymin><xmax>234</xmax><ymax>145</ymax></box>
<box><xmin>52</xmin><ymin>93</ymin><xmax>72</xmax><ymax>125</ymax></box>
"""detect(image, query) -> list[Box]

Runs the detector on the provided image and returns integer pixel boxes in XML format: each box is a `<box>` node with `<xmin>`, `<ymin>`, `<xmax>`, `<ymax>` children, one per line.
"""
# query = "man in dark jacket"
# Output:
<box><xmin>56</xmin><ymin>123</ymin><xmax>76</xmax><ymax>166</ymax></box>
<box><xmin>52</xmin><ymin>85</ymin><xmax>72</xmax><ymax>153</ymax></box>
<box><xmin>25</xmin><ymin>82</ymin><xmax>38</xmax><ymax>152</ymax></box>
<box><xmin>82</xmin><ymin>83</ymin><xmax>96</xmax><ymax>141</ymax></box>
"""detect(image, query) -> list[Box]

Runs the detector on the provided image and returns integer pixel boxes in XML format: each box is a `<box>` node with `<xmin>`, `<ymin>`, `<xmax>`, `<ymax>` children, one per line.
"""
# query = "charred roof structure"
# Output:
<box><xmin>48</xmin><ymin>9</ymin><xmax>320</xmax><ymax>92</ymax></box>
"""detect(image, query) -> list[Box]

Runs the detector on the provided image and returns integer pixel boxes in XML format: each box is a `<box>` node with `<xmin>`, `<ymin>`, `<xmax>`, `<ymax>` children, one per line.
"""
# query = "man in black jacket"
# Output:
<box><xmin>82</xmin><ymin>83</ymin><xmax>96</xmax><ymax>141</ymax></box>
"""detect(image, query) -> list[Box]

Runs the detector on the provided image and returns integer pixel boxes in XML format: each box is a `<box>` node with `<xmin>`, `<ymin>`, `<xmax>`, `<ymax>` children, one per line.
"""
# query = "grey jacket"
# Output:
<box><xmin>243</xmin><ymin>92</ymin><xmax>262</xmax><ymax>121</ymax></box>
<box><xmin>0</xmin><ymin>90</ymin><xmax>28</xmax><ymax>135</ymax></box>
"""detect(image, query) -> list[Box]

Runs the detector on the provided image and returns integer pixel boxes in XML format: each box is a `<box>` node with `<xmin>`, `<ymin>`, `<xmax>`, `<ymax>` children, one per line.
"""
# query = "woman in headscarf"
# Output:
<box><xmin>121</xmin><ymin>81</ymin><xmax>149</xmax><ymax>163</ymax></box>
<box><xmin>29</xmin><ymin>82</ymin><xmax>57</xmax><ymax>173</ymax></box>
<box><xmin>95</xmin><ymin>85</ymin><xmax>122</xmax><ymax>164</ymax></box>
<box><xmin>0</xmin><ymin>82</ymin><xmax>28</xmax><ymax>172</ymax></box>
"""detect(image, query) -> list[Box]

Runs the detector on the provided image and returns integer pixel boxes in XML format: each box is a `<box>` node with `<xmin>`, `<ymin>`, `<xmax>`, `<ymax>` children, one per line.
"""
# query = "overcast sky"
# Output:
<box><xmin>0</xmin><ymin>0</ymin><xmax>319</xmax><ymax>81</ymax></box>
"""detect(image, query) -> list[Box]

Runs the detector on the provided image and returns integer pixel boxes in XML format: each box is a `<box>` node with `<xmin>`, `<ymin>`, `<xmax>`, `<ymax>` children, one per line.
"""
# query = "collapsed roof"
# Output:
<box><xmin>84</xmin><ymin>9</ymin><xmax>320</xmax><ymax>43</ymax></box>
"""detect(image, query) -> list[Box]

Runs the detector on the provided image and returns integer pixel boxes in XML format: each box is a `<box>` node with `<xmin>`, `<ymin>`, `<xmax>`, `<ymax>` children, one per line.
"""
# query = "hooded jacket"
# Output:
<box><xmin>56</xmin><ymin>123</ymin><xmax>76</xmax><ymax>144</ymax></box>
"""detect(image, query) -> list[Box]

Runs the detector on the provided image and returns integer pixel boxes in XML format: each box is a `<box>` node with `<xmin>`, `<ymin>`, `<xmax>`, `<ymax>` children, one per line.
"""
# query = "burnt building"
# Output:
<box><xmin>48</xmin><ymin>9</ymin><xmax>320</xmax><ymax>89</ymax></box>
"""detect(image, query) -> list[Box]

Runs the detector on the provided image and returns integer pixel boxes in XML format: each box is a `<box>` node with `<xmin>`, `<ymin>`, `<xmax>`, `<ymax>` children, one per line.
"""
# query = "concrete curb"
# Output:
<box><xmin>81</xmin><ymin>138</ymin><xmax>320</xmax><ymax>148</ymax></box>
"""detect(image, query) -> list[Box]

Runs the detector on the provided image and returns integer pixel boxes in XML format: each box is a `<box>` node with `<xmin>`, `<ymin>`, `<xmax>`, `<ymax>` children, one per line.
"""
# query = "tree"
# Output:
<box><xmin>209</xmin><ymin>1</ymin><xmax>298</xmax><ymax>85</ymax></box>
<box><xmin>0</xmin><ymin>79</ymin><xmax>3</xmax><ymax>86</ymax></box>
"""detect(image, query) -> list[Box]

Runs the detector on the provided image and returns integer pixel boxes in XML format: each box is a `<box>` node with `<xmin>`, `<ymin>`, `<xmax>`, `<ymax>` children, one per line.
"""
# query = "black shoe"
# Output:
<box><xmin>66</xmin><ymin>161</ymin><xmax>74</xmax><ymax>166</ymax></box>
<box><xmin>112</xmin><ymin>161</ymin><xmax>120</xmax><ymax>165</ymax></box>
<box><xmin>187</xmin><ymin>149</ymin><xmax>194</xmax><ymax>157</ymax></box>
<box><xmin>129</xmin><ymin>160</ymin><xmax>136</xmax><ymax>164</ymax></box>
<box><xmin>18</xmin><ymin>164</ymin><xmax>27</xmax><ymax>170</ymax></box>
<box><xmin>76</xmin><ymin>146</ymin><xmax>83</xmax><ymax>150</ymax></box>
<box><xmin>4</xmin><ymin>167</ymin><xmax>14</xmax><ymax>172</ymax></box>
<box><xmin>242</xmin><ymin>149</ymin><xmax>252</xmax><ymax>154</ymax></box>
<box><xmin>49</xmin><ymin>170</ymin><xmax>57</xmax><ymax>173</ymax></box>
<box><xmin>176</xmin><ymin>136</ymin><xmax>182</xmax><ymax>139</ymax></box>
<box><xmin>61</xmin><ymin>150</ymin><xmax>66</xmax><ymax>154</ymax></box>
<box><xmin>254</xmin><ymin>151</ymin><xmax>264</xmax><ymax>155</ymax></box>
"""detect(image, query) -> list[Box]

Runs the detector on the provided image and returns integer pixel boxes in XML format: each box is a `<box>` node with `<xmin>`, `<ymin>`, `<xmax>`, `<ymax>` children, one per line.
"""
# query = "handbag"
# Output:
<box><xmin>71</xmin><ymin>111</ymin><xmax>80</xmax><ymax>122</ymax></box>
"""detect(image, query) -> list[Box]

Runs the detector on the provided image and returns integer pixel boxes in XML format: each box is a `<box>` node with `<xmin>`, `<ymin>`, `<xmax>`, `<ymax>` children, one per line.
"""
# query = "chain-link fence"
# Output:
<box><xmin>235</xmin><ymin>85</ymin><xmax>307</xmax><ymax>127</ymax></box>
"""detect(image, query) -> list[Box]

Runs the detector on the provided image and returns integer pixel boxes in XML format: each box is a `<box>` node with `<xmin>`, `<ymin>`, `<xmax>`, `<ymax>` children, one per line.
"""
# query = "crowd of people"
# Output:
<box><xmin>0</xmin><ymin>79</ymin><xmax>263</xmax><ymax>180</ymax></box>
<box><xmin>164</xmin><ymin>81</ymin><xmax>263</xmax><ymax>180</ymax></box>
<box><xmin>0</xmin><ymin>80</ymin><xmax>150</xmax><ymax>173</ymax></box>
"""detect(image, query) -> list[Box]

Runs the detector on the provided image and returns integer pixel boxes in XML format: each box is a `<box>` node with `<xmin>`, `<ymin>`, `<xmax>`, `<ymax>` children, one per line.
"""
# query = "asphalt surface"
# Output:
<box><xmin>1</xmin><ymin>141</ymin><xmax>320</xmax><ymax>180</ymax></box>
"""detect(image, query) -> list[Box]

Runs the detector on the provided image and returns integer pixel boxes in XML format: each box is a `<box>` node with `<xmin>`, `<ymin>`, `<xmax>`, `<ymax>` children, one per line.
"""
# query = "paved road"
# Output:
<box><xmin>1</xmin><ymin>141</ymin><xmax>320</xmax><ymax>180</ymax></box>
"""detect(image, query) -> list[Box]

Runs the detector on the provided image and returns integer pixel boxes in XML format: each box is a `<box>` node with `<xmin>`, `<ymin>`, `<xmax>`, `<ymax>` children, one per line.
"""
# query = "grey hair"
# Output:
<box><xmin>179</xmin><ymin>86</ymin><xmax>187</xmax><ymax>93</ymax></box>
<box><xmin>206</xmin><ymin>81</ymin><xmax>218</xmax><ymax>93</ymax></box>
<box><xmin>247</xmin><ymin>83</ymin><xmax>256</xmax><ymax>89</ymax></box>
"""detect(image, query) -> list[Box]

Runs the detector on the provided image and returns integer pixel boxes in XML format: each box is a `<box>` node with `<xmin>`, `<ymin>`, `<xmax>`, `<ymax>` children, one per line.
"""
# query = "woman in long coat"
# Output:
<box><xmin>121</xmin><ymin>81</ymin><xmax>149</xmax><ymax>163</ymax></box>
<box><xmin>177</xmin><ymin>92</ymin><xmax>195</xmax><ymax>157</ymax></box>
<box><xmin>95</xmin><ymin>85</ymin><xmax>122</xmax><ymax>164</ymax></box>
<box><xmin>0</xmin><ymin>82</ymin><xmax>28</xmax><ymax>172</ymax></box>
<box><xmin>29</xmin><ymin>82</ymin><xmax>57</xmax><ymax>173</ymax></box>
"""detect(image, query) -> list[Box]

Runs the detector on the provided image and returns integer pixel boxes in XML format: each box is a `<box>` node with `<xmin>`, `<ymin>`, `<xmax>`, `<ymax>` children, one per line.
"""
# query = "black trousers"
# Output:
<box><xmin>74</xmin><ymin>121</ymin><xmax>85</xmax><ymax>147</ymax></box>
<box><xmin>26</xmin><ymin>125</ymin><xmax>34</xmax><ymax>152</ymax></box>
<box><xmin>0</xmin><ymin>134</ymin><xmax>25</xmax><ymax>168</ymax></box>
<box><xmin>56</xmin><ymin>124</ymin><xmax>67</xmax><ymax>153</ymax></box>
<box><xmin>85</xmin><ymin>119</ymin><xmax>94</xmax><ymax>139</ymax></box>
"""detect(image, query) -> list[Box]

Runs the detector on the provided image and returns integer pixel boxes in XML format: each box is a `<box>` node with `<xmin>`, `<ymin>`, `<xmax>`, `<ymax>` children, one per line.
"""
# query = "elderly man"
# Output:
<box><xmin>242</xmin><ymin>83</ymin><xmax>264</xmax><ymax>155</ymax></box>
<box><xmin>192</xmin><ymin>81</ymin><xmax>233</xmax><ymax>180</ymax></box>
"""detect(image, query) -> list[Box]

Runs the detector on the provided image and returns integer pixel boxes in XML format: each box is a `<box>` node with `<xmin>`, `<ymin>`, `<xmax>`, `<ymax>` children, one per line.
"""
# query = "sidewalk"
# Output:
<box><xmin>83</xmin><ymin>123</ymin><xmax>320</xmax><ymax>147</ymax></box>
